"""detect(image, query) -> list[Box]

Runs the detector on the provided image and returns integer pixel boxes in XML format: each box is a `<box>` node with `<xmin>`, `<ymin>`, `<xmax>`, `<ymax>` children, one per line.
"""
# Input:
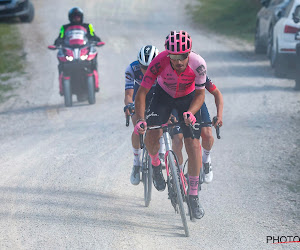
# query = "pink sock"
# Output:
<box><xmin>149</xmin><ymin>152</ymin><xmax>161</xmax><ymax>167</ymax></box>
<box><xmin>189</xmin><ymin>176</ymin><xmax>199</xmax><ymax>196</ymax></box>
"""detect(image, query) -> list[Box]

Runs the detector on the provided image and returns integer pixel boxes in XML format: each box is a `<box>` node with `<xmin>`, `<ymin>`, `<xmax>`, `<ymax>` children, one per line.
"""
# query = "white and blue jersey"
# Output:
<box><xmin>125</xmin><ymin>60</ymin><xmax>156</xmax><ymax>102</ymax></box>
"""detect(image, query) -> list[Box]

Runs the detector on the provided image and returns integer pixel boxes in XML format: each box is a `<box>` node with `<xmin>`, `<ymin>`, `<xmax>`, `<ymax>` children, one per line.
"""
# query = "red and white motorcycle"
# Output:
<box><xmin>48</xmin><ymin>40</ymin><xmax>105</xmax><ymax>107</ymax></box>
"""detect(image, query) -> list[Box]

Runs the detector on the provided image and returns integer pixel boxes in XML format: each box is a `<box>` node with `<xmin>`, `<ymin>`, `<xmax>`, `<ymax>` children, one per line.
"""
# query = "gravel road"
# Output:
<box><xmin>0</xmin><ymin>0</ymin><xmax>299</xmax><ymax>249</ymax></box>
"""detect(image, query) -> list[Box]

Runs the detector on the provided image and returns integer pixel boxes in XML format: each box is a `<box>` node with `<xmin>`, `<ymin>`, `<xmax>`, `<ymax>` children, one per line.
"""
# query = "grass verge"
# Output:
<box><xmin>188</xmin><ymin>0</ymin><xmax>261</xmax><ymax>42</ymax></box>
<box><xmin>0</xmin><ymin>22</ymin><xmax>25</xmax><ymax>102</ymax></box>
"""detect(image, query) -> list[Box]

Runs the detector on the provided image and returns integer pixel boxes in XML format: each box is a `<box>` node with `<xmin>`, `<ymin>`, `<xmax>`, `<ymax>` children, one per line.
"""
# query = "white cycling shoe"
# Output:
<box><xmin>130</xmin><ymin>165</ymin><xmax>140</xmax><ymax>185</ymax></box>
<box><xmin>203</xmin><ymin>162</ymin><xmax>213</xmax><ymax>184</ymax></box>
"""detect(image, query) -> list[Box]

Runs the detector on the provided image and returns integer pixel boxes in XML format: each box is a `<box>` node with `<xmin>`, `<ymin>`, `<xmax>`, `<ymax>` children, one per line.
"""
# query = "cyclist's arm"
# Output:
<box><xmin>124</xmin><ymin>65</ymin><xmax>135</xmax><ymax>106</ymax></box>
<box><xmin>211</xmin><ymin>87</ymin><xmax>223</xmax><ymax>127</ymax></box>
<box><xmin>135</xmin><ymin>86</ymin><xmax>150</xmax><ymax>122</ymax></box>
<box><xmin>187</xmin><ymin>88</ymin><xmax>205</xmax><ymax>115</ymax></box>
<box><xmin>124</xmin><ymin>89</ymin><xmax>134</xmax><ymax>106</ymax></box>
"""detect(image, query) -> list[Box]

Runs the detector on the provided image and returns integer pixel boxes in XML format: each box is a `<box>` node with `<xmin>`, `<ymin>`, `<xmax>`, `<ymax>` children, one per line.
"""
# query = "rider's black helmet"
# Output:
<box><xmin>68</xmin><ymin>7</ymin><xmax>84</xmax><ymax>24</ymax></box>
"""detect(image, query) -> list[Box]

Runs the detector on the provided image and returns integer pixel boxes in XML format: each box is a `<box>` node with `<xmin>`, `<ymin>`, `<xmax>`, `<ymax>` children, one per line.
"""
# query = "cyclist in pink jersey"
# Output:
<box><xmin>134</xmin><ymin>30</ymin><xmax>207</xmax><ymax>219</ymax></box>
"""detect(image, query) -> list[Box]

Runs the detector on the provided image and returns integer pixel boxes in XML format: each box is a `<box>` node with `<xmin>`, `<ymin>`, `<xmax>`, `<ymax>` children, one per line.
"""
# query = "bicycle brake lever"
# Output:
<box><xmin>139</xmin><ymin>123</ymin><xmax>145</xmax><ymax>149</ymax></box>
<box><xmin>186</xmin><ymin>113</ymin><xmax>195</xmax><ymax>139</ymax></box>
<box><xmin>213</xmin><ymin>116</ymin><xmax>221</xmax><ymax>139</ymax></box>
<box><xmin>188</xmin><ymin>124</ymin><xmax>195</xmax><ymax>139</ymax></box>
<box><xmin>126</xmin><ymin>115</ymin><xmax>130</xmax><ymax>127</ymax></box>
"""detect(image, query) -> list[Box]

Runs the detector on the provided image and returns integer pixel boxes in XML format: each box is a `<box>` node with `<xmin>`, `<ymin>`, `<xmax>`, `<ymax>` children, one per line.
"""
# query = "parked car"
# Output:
<box><xmin>255</xmin><ymin>0</ymin><xmax>291</xmax><ymax>56</ymax></box>
<box><xmin>0</xmin><ymin>0</ymin><xmax>34</xmax><ymax>22</ymax></box>
<box><xmin>270</xmin><ymin>0</ymin><xmax>300</xmax><ymax>76</ymax></box>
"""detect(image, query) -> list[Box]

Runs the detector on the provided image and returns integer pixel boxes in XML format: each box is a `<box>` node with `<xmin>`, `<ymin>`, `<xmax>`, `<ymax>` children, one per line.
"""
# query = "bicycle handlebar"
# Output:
<box><xmin>138</xmin><ymin>117</ymin><xmax>220</xmax><ymax>149</ymax></box>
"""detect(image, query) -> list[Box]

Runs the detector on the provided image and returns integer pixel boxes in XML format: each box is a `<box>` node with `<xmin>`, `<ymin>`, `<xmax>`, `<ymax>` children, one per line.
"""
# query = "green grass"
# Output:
<box><xmin>188</xmin><ymin>0</ymin><xmax>261</xmax><ymax>42</ymax></box>
<box><xmin>0</xmin><ymin>22</ymin><xmax>25</xmax><ymax>102</ymax></box>
<box><xmin>0</xmin><ymin>23</ymin><xmax>24</xmax><ymax>74</ymax></box>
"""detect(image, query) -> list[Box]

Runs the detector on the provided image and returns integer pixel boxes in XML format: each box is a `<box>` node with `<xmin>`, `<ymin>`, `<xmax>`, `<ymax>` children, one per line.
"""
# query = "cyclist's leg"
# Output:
<box><xmin>145</xmin><ymin>85</ymin><xmax>172</xmax><ymax>158</ymax></box>
<box><xmin>199</xmin><ymin>103</ymin><xmax>214</xmax><ymax>183</ymax></box>
<box><xmin>172</xmin><ymin>133</ymin><xmax>184</xmax><ymax>166</ymax></box>
<box><xmin>169</xmin><ymin>109</ymin><xmax>185</xmax><ymax>168</ymax></box>
<box><xmin>129</xmin><ymin>83</ymin><xmax>143</xmax><ymax>185</ymax></box>
<box><xmin>200</xmin><ymin>102</ymin><xmax>213</xmax><ymax>158</ymax></box>
<box><xmin>145</xmin><ymin>85</ymin><xmax>173</xmax><ymax>191</ymax></box>
<box><xmin>145</xmin><ymin>87</ymin><xmax>166</xmax><ymax>163</ymax></box>
<box><xmin>130</xmin><ymin>113</ymin><xmax>141</xmax><ymax>185</ymax></box>
<box><xmin>175</xmin><ymin>92</ymin><xmax>202</xmax><ymax>178</ymax></box>
<box><xmin>184</xmin><ymin>138</ymin><xmax>201</xmax><ymax>177</ymax></box>
<box><xmin>131</xmin><ymin>114</ymin><xmax>140</xmax><ymax>150</ymax></box>
<box><xmin>176</xmin><ymin>93</ymin><xmax>204</xmax><ymax>219</ymax></box>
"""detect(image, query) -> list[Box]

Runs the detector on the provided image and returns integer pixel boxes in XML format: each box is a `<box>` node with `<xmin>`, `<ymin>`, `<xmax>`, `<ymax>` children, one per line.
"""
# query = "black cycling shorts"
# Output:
<box><xmin>170</xmin><ymin>102</ymin><xmax>211</xmax><ymax>137</ymax></box>
<box><xmin>133</xmin><ymin>84</ymin><xmax>155</xmax><ymax>110</ymax></box>
<box><xmin>145</xmin><ymin>84</ymin><xmax>201</xmax><ymax>139</ymax></box>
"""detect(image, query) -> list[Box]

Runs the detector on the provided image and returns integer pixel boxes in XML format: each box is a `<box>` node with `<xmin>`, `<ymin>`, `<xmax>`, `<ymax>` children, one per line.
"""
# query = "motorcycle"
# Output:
<box><xmin>48</xmin><ymin>41</ymin><xmax>105</xmax><ymax>107</ymax></box>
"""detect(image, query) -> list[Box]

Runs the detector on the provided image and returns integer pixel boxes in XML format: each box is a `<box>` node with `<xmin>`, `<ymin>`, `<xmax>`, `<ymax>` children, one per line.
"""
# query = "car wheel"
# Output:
<box><xmin>270</xmin><ymin>41</ymin><xmax>285</xmax><ymax>78</ymax></box>
<box><xmin>266</xmin><ymin>26</ymin><xmax>273</xmax><ymax>58</ymax></box>
<box><xmin>20</xmin><ymin>2</ymin><xmax>34</xmax><ymax>23</ymax></box>
<box><xmin>254</xmin><ymin>23</ymin><xmax>266</xmax><ymax>54</ymax></box>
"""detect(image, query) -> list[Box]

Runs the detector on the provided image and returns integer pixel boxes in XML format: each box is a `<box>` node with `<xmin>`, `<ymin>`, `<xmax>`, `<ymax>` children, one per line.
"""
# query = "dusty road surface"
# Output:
<box><xmin>0</xmin><ymin>0</ymin><xmax>299</xmax><ymax>249</ymax></box>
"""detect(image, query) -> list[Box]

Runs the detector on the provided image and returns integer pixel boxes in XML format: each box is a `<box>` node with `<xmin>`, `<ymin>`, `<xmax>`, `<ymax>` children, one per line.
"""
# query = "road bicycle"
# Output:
<box><xmin>140</xmin><ymin>118</ymin><xmax>221</xmax><ymax>237</ymax></box>
<box><xmin>139</xmin><ymin>121</ymin><xmax>196</xmax><ymax>237</ymax></box>
<box><xmin>124</xmin><ymin>104</ymin><xmax>152</xmax><ymax>207</ymax></box>
<box><xmin>140</xmin><ymin>136</ymin><xmax>153</xmax><ymax>207</ymax></box>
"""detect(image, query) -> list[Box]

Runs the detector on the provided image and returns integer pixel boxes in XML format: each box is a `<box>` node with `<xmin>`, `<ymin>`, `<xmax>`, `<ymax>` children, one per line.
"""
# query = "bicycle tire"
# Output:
<box><xmin>182</xmin><ymin>159</ymin><xmax>193</xmax><ymax>221</ymax></box>
<box><xmin>167</xmin><ymin>150</ymin><xmax>189</xmax><ymax>237</ymax></box>
<box><xmin>142</xmin><ymin>148</ymin><xmax>152</xmax><ymax>207</ymax></box>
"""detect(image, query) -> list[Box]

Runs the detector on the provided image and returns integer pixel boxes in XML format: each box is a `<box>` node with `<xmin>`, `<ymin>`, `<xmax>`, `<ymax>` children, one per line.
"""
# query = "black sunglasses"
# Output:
<box><xmin>168</xmin><ymin>53</ymin><xmax>189</xmax><ymax>61</ymax></box>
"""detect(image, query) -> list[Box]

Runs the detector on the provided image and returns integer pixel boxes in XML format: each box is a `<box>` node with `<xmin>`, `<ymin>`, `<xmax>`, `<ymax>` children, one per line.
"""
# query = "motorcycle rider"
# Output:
<box><xmin>53</xmin><ymin>7</ymin><xmax>102</xmax><ymax>96</ymax></box>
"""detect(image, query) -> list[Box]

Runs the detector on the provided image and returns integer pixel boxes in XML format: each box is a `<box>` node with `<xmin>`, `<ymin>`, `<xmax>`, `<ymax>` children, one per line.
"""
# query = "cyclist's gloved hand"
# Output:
<box><xmin>212</xmin><ymin>116</ymin><xmax>223</xmax><ymax>128</ymax></box>
<box><xmin>183</xmin><ymin>111</ymin><xmax>196</xmax><ymax>125</ymax></box>
<box><xmin>124</xmin><ymin>103</ymin><xmax>135</xmax><ymax>116</ymax></box>
<box><xmin>134</xmin><ymin>120</ymin><xmax>147</xmax><ymax>135</ymax></box>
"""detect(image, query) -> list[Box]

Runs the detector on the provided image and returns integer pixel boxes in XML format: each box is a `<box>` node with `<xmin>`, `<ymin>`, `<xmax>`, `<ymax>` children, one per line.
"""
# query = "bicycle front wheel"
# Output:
<box><xmin>167</xmin><ymin>150</ymin><xmax>189</xmax><ymax>237</ymax></box>
<box><xmin>142</xmin><ymin>148</ymin><xmax>152</xmax><ymax>207</ymax></box>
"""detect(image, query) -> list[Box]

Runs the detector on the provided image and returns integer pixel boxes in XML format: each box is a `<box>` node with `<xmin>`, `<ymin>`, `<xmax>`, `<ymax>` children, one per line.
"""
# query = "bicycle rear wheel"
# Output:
<box><xmin>166</xmin><ymin>150</ymin><xmax>189</xmax><ymax>237</ymax></box>
<box><xmin>142</xmin><ymin>148</ymin><xmax>152</xmax><ymax>207</ymax></box>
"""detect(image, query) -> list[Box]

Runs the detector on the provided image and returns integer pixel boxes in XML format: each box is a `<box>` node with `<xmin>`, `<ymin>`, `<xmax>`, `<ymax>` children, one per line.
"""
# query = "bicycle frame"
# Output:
<box><xmin>162</xmin><ymin>125</ymin><xmax>189</xmax><ymax>198</ymax></box>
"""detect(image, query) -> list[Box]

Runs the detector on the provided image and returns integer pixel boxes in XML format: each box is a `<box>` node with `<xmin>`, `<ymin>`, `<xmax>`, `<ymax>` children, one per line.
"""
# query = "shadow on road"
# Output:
<box><xmin>0</xmin><ymin>185</ymin><xmax>186</xmax><ymax>237</ymax></box>
<box><xmin>0</xmin><ymin>102</ymin><xmax>92</xmax><ymax>116</ymax></box>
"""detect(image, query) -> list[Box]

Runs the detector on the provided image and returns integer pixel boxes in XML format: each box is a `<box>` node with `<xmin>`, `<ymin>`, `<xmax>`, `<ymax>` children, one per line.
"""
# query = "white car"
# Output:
<box><xmin>270</xmin><ymin>0</ymin><xmax>300</xmax><ymax>76</ymax></box>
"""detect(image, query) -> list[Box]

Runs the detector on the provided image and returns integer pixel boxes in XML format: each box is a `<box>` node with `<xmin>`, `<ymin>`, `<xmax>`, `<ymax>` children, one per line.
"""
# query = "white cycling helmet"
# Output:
<box><xmin>137</xmin><ymin>45</ymin><xmax>159</xmax><ymax>67</ymax></box>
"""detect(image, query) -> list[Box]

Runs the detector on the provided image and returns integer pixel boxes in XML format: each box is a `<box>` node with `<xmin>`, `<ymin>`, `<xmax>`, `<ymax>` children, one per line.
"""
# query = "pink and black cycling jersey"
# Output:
<box><xmin>141</xmin><ymin>50</ymin><xmax>207</xmax><ymax>98</ymax></box>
